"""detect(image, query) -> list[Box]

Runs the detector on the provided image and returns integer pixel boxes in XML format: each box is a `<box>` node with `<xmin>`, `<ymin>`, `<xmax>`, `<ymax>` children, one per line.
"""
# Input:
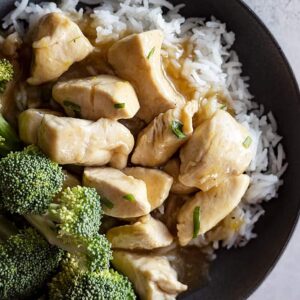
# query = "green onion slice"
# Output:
<box><xmin>147</xmin><ymin>47</ymin><xmax>155</xmax><ymax>59</ymax></box>
<box><xmin>242</xmin><ymin>136</ymin><xmax>252</xmax><ymax>149</ymax></box>
<box><xmin>72</xmin><ymin>36</ymin><xmax>81</xmax><ymax>43</ymax></box>
<box><xmin>193</xmin><ymin>206</ymin><xmax>201</xmax><ymax>238</ymax></box>
<box><xmin>101</xmin><ymin>197</ymin><xmax>114</xmax><ymax>209</ymax></box>
<box><xmin>220</xmin><ymin>104</ymin><xmax>227</xmax><ymax>110</ymax></box>
<box><xmin>63</xmin><ymin>100</ymin><xmax>81</xmax><ymax>118</ymax></box>
<box><xmin>114</xmin><ymin>103</ymin><xmax>126</xmax><ymax>109</ymax></box>
<box><xmin>171</xmin><ymin>120</ymin><xmax>186</xmax><ymax>139</ymax></box>
<box><xmin>123</xmin><ymin>194</ymin><xmax>136</xmax><ymax>202</ymax></box>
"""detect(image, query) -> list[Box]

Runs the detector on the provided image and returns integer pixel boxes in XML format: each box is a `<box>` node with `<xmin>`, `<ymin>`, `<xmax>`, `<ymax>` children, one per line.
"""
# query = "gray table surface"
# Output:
<box><xmin>243</xmin><ymin>0</ymin><xmax>300</xmax><ymax>299</ymax></box>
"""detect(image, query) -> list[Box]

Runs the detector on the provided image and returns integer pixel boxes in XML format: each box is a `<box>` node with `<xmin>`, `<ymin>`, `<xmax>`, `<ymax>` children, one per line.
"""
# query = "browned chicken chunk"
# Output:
<box><xmin>28</xmin><ymin>13</ymin><xmax>93</xmax><ymax>85</ymax></box>
<box><xmin>52</xmin><ymin>75</ymin><xmax>140</xmax><ymax>120</ymax></box>
<box><xmin>108</xmin><ymin>30</ymin><xmax>185</xmax><ymax>123</ymax></box>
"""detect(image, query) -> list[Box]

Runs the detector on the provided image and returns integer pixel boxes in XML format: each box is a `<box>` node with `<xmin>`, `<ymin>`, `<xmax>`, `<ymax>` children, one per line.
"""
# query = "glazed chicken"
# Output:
<box><xmin>107</xmin><ymin>215</ymin><xmax>173</xmax><ymax>250</ymax></box>
<box><xmin>163</xmin><ymin>158</ymin><xmax>198</xmax><ymax>195</ymax></box>
<box><xmin>108</xmin><ymin>30</ymin><xmax>185</xmax><ymax>122</ymax></box>
<box><xmin>123</xmin><ymin>167</ymin><xmax>173</xmax><ymax>210</ymax></box>
<box><xmin>83</xmin><ymin>167</ymin><xmax>151</xmax><ymax>218</ymax></box>
<box><xmin>52</xmin><ymin>75</ymin><xmax>140</xmax><ymax>120</ymax></box>
<box><xmin>28</xmin><ymin>13</ymin><xmax>94</xmax><ymax>85</ymax></box>
<box><xmin>18</xmin><ymin>109</ymin><xmax>63</xmax><ymax>145</ymax></box>
<box><xmin>179</xmin><ymin>110</ymin><xmax>254</xmax><ymax>191</ymax></box>
<box><xmin>38</xmin><ymin>115</ymin><xmax>134</xmax><ymax>168</ymax></box>
<box><xmin>177</xmin><ymin>174</ymin><xmax>250</xmax><ymax>246</ymax></box>
<box><xmin>113</xmin><ymin>251</ymin><xmax>187</xmax><ymax>300</ymax></box>
<box><xmin>131</xmin><ymin>100</ymin><xmax>200</xmax><ymax>167</ymax></box>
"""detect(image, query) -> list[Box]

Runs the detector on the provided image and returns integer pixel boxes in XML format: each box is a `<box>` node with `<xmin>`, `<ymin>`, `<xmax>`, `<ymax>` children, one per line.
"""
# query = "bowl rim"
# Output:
<box><xmin>234</xmin><ymin>0</ymin><xmax>300</xmax><ymax>298</ymax></box>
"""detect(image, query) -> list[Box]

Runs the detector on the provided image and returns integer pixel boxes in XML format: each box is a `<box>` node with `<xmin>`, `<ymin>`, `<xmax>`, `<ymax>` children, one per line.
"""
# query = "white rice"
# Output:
<box><xmin>3</xmin><ymin>0</ymin><xmax>287</xmax><ymax>250</ymax></box>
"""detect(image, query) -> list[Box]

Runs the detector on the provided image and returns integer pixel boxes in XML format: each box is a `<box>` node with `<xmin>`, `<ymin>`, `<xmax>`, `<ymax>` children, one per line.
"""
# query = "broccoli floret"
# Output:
<box><xmin>0</xmin><ymin>114</ymin><xmax>22</xmax><ymax>156</ymax></box>
<box><xmin>0</xmin><ymin>226</ymin><xmax>62</xmax><ymax>300</ymax></box>
<box><xmin>26</xmin><ymin>212</ymin><xmax>112</xmax><ymax>272</ymax></box>
<box><xmin>0</xmin><ymin>59</ymin><xmax>13</xmax><ymax>93</ymax></box>
<box><xmin>0</xmin><ymin>145</ymin><xmax>64</xmax><ymax>214</ymax></box>
<box><xmin>24</xmin><ymin>186</ymin><xmax>110</xmax><ymax>272</ymax></box>
<box><xmin>48</xmin><ymin>186</ymin><xmax>102</xmax><ymax>238</ymax></box>
<box><xmin>49</xmin><ymin>255</ymin><xmax>136</xmax><ymax>300</ymax></box>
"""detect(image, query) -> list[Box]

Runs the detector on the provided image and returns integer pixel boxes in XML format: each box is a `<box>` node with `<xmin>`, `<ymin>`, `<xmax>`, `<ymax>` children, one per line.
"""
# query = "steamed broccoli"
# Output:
<box><xmin>0</xmin><ymin>114</ymin><xmax>22</xmax><ymax>156</ymax></box>
<box><xmin>48</xmin><ymin>255</ymin><xmax>136</xmax><ymax>300</ymax></box>
<box><xmin>24</xmin><ymin>186</ymin><xmax>111</xmax><ymax>272</ymax></box>
<box><xmin>0</xmin><ymin>59</ymin><xmax>13</xmax><ymax>93</ymax></box>
<box><xmin>48</xmin><ymin>186</ymin><xmax>103</xmax><ymax>238</ymax></box>
<box><xmin>0</xmin><ymin>150</ymin><xmax>110</xmax><ymax>272</ymax></box>
<box><xmin>0</xmin><ymin>221</ymin><xmax>62</xmax><ymax>300</ymax></box>
<box><xmin>26</xmin><ymin>213</ymin><xmax>112</xmax><ymax>272</ymax></box>
<box><xmin>0</xmin><ymin>145</ymin><xmax>64</xmax><ymax>214</ymax></box>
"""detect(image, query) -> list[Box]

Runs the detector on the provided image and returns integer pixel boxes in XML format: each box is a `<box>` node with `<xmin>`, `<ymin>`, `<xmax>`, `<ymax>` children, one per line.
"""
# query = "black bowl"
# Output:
<box><xmin>1</xmin><ymin>0</ymin><xmax>299</xmax><ymax>299</ymax></box>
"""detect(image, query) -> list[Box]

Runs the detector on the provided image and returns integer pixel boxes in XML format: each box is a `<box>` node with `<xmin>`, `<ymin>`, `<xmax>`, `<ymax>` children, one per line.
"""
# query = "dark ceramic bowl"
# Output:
<box><xmin>1</xmin><ymin>0</ymin><xmax>300</xmax><ymax>299</ymax></box>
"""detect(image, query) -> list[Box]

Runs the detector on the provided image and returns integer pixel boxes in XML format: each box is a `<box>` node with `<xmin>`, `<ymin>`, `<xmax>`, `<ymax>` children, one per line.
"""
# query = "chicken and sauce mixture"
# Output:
<box><xmin>1</xmin><ymin>12</ymin><xmax>255</xmax><ymax>300</ymax></box>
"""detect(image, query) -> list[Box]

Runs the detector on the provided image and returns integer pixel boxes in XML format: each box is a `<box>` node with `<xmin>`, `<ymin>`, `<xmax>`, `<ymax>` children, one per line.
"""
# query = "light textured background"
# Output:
<box><xmin>243</xmin><ymin>0</ymin><xmax>300</xmax><ymax>299</ymax></box>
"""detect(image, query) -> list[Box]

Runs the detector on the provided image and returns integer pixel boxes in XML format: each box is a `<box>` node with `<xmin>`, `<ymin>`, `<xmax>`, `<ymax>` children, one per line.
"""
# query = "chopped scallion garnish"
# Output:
<box><xmin>101</xmin><ymin>196</ymin><xmax>114</xmax><ymax>209</ymax></box>
<box><xmin>171</xmin><ymin>120</ymin><xmax>186</xmax><ymax>139</ymax></box>
<box><xmin>242</xmin><ymin>136</ymin><xmax>252</xmax><ymax>149</ymax></box>
<box><xmin>220</xmin><ymin>104</ymin><xmax>227</xmax><ymax>110</ymax></box>
<box><xmin>123</xmin><ymin>194</ymin><xmax>135</xmax><ymax>202</ymax></box>
<box><xmin>147</xmin><ymin>47</ymin><xmax>155</xmax><ymax>59</ymax></box>
<box><xmin>72</xmin><ymin>36</ymin><xmax>81</xmax><ymax>43</ymax></box>
<box><xmin>63</xmin><ymin>100</ymin><xmax>81</xmax><ymax>118</ymax></box>
<box><xmin>114</xmin><ymin>103</ymin><xmax>126</xmax><ymax>109</ymax></box>
<box><xmin>193</xmin><ymin>206</ymin><xmax>200</xmax><ymax>238</ymax></box>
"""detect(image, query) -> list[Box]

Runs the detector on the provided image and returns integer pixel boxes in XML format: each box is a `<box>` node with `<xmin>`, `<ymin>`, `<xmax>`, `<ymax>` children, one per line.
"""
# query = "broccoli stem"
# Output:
<box><xmin>24</xmin><ymin>214</ymin><xmax>78</xmax><ymax>254</ymax></box>
<box><xmin>0</xmin><ymin>114</ymin><xmax>22</xmax><ymax>156</ymax></box>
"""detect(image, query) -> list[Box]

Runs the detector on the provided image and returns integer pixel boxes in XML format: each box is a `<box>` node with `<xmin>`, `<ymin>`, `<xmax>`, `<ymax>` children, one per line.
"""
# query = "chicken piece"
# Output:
<box><xmin>177</xmin><ymin>174</ymin><xmax>250</xmax><ymax>246</ymax></box>
<box><xmin>38</xmin><ymin>115</ymin><xmax>134</xmax><ymax>168</ymax></box>
<box><xmin>123</xmin><ymin>167</ymin><xmax>173</xmax><ymax>210</ymax></box>
<box><xmin>179</xmin><ymin>110</ymin><xmax>254</xmax><ymax>191</ymax></box>
<box><xmin>83</xmin><ymin>167</ymin><xmax>151</xmax><ymax>218</ymax></box>
<box><xmin>28</xmin><ymin>13</ymin><xmax>94</xmax><ymax>85</ymax></box>
<box><xmin>108</xmin><ymin>30</ymin><xmax>185</xmax><ymax>123</ymax></box>
<box><xmin>52</xmin><ymin>75</ymin><xmax>140</xmax><ymax>121</ymax></box>
<box><xmin>131</xmin><ymin>100</ymin><xmax>199</xmax><ymax>167</ymax></box>
<box><xmin>113</xmin><ymin>251</ymin><xmax>187</xmax><ymax>300</ymax></box>
<box><xmin>163</xmin><ymin>158</ymin><xmax>198</xmax><ymax>195</ymax></box>
<box><xmin>18</xmin><ymin>108</ymin><xmax>63</xmax><ymax>145</ymax></box>
<box><xmin>107</xmin><ymin>215</ymin><xmax>173</xmax><ymax>250</ymax></box>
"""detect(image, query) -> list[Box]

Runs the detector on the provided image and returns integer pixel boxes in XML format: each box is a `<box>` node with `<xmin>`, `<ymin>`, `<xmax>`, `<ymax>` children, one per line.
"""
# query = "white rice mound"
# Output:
<box><xmin>3</xmin><ymin>0</ymin><xmax>288</xmax><ymax>250</ymax></box>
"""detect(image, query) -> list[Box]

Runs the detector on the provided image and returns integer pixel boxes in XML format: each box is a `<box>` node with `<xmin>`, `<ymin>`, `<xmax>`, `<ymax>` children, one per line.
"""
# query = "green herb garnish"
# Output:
<box><xmin>101</xmin><ymin>196</ymin><xmax>114</xmax><ymax>209</ymax></box>
<box><xmin>220</xmin><ymin>104</ymin><xmax>227</xmax><ymax>110</ymax></box>
<box><xmin>72</xmin><ymin>36</ymin><xmax>81</xmax><ymax>43</ymax></box>
<box><xmin>63</xmin><ymin>100</ymin><xmax>81</xmax><ymax>118</ymax></box>
<box><xmin>123</xmin><ymin>194</ymin><xmax>135</xmax><ymax>202</ymax></box>
<box><xmin>114</xmin><ymin>103</ymin><xmax>126</xmax><ymax>109</ymax></box>
<box><xmin>242</xmin><ymin>136</ymin><xmax>252</xmax><ymax>149</ymax></box>
<box><xmin>146</xmin><ymin>47</ymin><xmax>155</xmax><ymax>59</ymax></box>
<box><xmin>171</xmin><ymin>120</ymin><xmax>186</xmax><ymax>139</ymax></box>
<box><xmin>193</xmin><ymin>206</ymin><xmax>200</xmax><ymax>238</ymax></box>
